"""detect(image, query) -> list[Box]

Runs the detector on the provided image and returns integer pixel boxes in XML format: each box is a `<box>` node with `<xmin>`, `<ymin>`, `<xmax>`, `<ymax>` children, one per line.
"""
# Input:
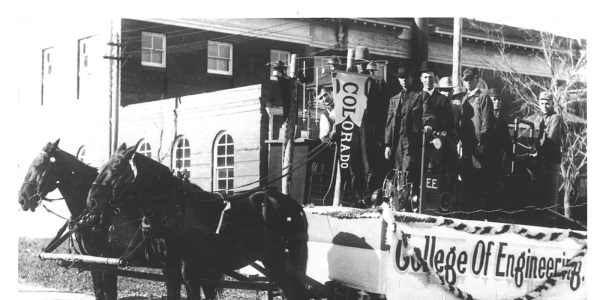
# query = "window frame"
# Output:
<box><xmin>76</xmin><ymin>145</ymin><xmax>87</xmax><ymax>164</ymax></box>
<box><xmin>314</xmin><ymin>57</ymin><xmax>331</xmax><ymax>79</ymax></box>
<box><xmin>41</xmin><ymin>47</ymin><xmax>54</xmax><ymax>106</ymax></box>
<box><xmin>172</xmin><ymin>137</ymin><xmax>191</xmax><ymax>178</ymax></box>
<box><xmin>138</xmin><ymin>141</ymin><xmax>152</xmax><ymax>159</ymax></box>
<box><xmin>213</xmin><ymin>132</ymin><xmax>235</xmax><ymax>194</ymax></box>
<box><xmin>207</xmin><ymin>41</ymin><xmax>233</xmax><ymax>75</ymax></box>
<box><xmin>270</xmin><ymin>49</ymin><xmax>291</xmax><ymax>81</ymax></box>
<box><xmin>77</xmin><ymin>36</ymin><xmax>94</xmax><ymax>99</ymax></box>
<box><xmin>141</xmin><ymin>32</ymin><xmax>166</xmax><ymax>68</ymax></box>
<box><xmin>375</xmin><ymin>62</ymin><xmax>387</xmax><ymax>80</ymax></box>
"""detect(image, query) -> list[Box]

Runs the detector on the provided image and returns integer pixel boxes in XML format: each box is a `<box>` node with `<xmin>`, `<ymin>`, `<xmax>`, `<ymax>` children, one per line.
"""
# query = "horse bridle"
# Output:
<box><xmin>91</xmin><ymin>166</ymin><xmax>135</xmax><ymax>211</ymax></box>
<box><xmin>23</xmin><ymin>152</ymin><xmax>57</xmax><ymax>205</ymax></box>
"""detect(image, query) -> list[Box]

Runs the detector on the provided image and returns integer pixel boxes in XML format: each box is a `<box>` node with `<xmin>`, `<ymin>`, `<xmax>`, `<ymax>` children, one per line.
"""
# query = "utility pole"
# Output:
<box><xmin>412</xmin><ymin>18</ymin><xmax>429</xmax><ymax>68</ymax></box>
<box><xmin>281</xmin><ymin>54</ymin><xmax>298</xmax><ymax>195</ymax></box>
<box><xmin>104</xmin><ymin>21</ymin><xmax>128</xmax><ymax>156</ymax></box>
<box><xmin>452</xmin><ymin>18</ymin><xmax>463</xmax><ymax>86</ymax></box>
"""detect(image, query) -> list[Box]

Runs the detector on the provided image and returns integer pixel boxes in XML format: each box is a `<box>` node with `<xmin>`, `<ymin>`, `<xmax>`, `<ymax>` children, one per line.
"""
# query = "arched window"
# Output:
<box><xmin>173</xmin><ymin>137</ymin><xmax>191</xmax><ymax>177</ymax></box>
<box><xmin>214</xmin><ymin>133</ymin><xmax>234</xmax><ymax>194</ymax></box>
<box><xmin>138</xmin><ymin>142</ymin><xmax>152</xmax><ymax>158</ymax></box>
<box><xmin>77</xmin><ymin>146</ymin><xmax>87</xmax><ymax>164</ymax></box>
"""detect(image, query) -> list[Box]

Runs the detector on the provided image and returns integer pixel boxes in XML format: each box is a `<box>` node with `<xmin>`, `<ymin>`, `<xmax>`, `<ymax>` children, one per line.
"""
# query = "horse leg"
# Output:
<box><xmin>90</xmin><ymin>271</ymin><xmax>106</xmax><ymax>300</ymax></box>
<box><xmin>181</xmin><ymin>259</ymin><xmax>202</xmax><ymax>300</ymax></box>
<box><xmin>163</xmin><ymin>264</ymin><xmax>182</xmax><ymax>300</ymax></box>
<box><xmin>200</xmin><ymin>271</ymin><xmax>223</xmax><ymax>300</ymax></box>
<box><xmin>262</xmin><ymin>240</ymin><xmax>309</xmax><ymax>300</ymax></box>
<box><xmin>102</xmin><ymin>272</ymin><xmax>118</xmax><ymax>300</ymax></box>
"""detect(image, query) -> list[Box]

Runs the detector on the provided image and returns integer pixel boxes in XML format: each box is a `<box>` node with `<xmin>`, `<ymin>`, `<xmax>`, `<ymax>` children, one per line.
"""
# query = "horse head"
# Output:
<box><xmin>19</xmin><ymin>139</ymin><xmax>61</xmax><ymax>212</ymax></box>
<box><xmin>87</xmin><ymin>142</ymin><xmax>176</xmax><ymax>226</ymax></box>
<box><xmin>87</xmin><ymin>143</ymin><xmax>137</xmax><ymax>218</ymax></box>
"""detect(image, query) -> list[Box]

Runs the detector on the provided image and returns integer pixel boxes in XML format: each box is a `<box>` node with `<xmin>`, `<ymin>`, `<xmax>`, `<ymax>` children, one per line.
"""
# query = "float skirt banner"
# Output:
<box><xmin>332</xmin><ymin>72</ymin><xmax>370</xmax><ymax>181</ymax></box>
<box><xmin>384</xmin><ymin>211</ymin><xmax>587</xmax><ymax>300</ymax></box>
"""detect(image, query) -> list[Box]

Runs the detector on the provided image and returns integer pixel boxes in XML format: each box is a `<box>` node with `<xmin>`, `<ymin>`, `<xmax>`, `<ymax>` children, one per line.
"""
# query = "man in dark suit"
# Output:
<box><xmin>384</xmin><ymin>65</ymin><xmax>422</xmax><ymax>204</ymax></box>
<box><xmin>385</xmin><ymin>66</ymin><xmax>414</xmax><ymax>170</ymax></box>
<box><xmin>384</xmin><ymin>61</ymin><xmax>451</xmax><ymax>204</ymax></box>
<box><xmin>487</xmin><ymin>88</ymin><xmax>515</xmax><ymax>215</ymax></box>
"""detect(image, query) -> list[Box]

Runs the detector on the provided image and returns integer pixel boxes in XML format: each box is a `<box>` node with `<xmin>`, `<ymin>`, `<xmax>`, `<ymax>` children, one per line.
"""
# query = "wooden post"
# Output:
<box><xmin>332</xmin><ymin>163</ymin><xmax>342</xmax><ymax>206</ymax></box>
<box><xmin>346</xmin><ymin>49</ymin><xmax>355</xmax><ymax>72</ymax></box>
<box><xmin>452</xmin><ymin>18</ymin><xmax>463</xmax><ymax>86</ymax></box>
<box><xmin>282</xmin><ymin>54</ymin><xmax>298</xmax><ymax>195</ymax></box>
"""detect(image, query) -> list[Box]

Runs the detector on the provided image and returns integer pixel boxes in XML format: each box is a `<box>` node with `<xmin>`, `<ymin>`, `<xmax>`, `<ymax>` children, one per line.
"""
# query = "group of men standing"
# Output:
<box><xmin>319</xmin><ymin>47</ymin><xmax>563</xmax><ymax>217</ymax></box>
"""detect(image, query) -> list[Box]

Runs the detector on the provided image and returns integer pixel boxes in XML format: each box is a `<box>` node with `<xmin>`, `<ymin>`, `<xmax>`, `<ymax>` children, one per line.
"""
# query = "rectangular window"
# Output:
<box><xmin>270</xmin><ymin>49</ymin><xmax>291</xmax><ymax>80</ymax></box>
<box><xmin>78</xmin><ymin>36</ymin><xmax>93</xmax><ymax>99</ymax></box>
<box><xmin>314</xmin><ymin>57</ymin><xmax>331</xmax><ymax>79</ymax></box>
<box><xmin>142</xmin><ymin>32</ymin><xmax>166</xmax><ymax>68</ymax></box>
<box><xmin>41</xmin><ymin>47</ymin><xmax>54</xmax><ymax>106</ymax></box>
<box><xmin>208</xmin><ymin>41</ymin><xmax>232</xmax><ymax>75</ymax></box>
<box><xmin>375</xmin><ymin>62</ymin><xmax>387</xmax><ymax>81</ymax></box>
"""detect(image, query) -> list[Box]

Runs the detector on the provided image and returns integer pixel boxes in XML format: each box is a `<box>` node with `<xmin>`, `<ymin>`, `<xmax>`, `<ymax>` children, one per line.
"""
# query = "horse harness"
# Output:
<box><xmin>22</xmin><ymin>152</ymin><xmax>58</xmax><ymax>204</ymax></box>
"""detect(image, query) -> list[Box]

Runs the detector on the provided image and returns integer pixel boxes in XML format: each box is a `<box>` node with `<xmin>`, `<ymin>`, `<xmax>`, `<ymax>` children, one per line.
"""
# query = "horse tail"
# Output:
<box><xmin>285</xmin><ymin>203</ymin><xmax>309</xmax><ymax>274</ymax></box>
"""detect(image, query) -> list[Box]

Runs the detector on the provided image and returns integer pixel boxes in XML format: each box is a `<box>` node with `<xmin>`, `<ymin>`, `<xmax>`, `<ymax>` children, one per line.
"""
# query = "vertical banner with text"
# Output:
<box><xmin>333</xmin><ymin>72</ymin><xmax>370</xmax><ymax>182</ymax></box>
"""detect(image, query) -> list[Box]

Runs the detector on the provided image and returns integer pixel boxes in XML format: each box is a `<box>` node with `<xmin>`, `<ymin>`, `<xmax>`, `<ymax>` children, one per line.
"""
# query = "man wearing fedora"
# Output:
<box><xmin>460</xmin><ymin>67</ymin><xmax>494</xmax><ymax>211</ymax></box>
<box><xmin>384</xmin><ymin>65</ymin><xmax>415</xmax><ymax>208</ymax></box>
<box><xmin>487</xmin><ymin>88</ymin><xmax>515</xmax><ymax>215</ymax></box>
<box><xmin>384</xmin><ymin>61</ymin><xmax>452</xmax><ymax>204</ymax></box>
<box><xmin>436</xmin><ymin>77</ymin><xmax>455</xmax><ymax>98</ymax></box>
<box><xmin>421</xmin><ymin>67</ymin><xmax>454</xmax><ymax>139</ymax></box>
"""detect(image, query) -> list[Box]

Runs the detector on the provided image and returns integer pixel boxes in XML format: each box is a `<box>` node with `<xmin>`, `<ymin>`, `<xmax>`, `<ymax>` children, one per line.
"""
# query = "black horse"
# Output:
<box><xmin>87</xmin><ymin>143</ymin><xmax>310</xmax><ymax>300</ymax></box>
<box><xmin>18</xmin><ymin>140</ymin><xmax>118</xmax><ymax>300</ymax></box>
<box><xmin>18</xmin><ymin>140</ymin><xmax>191</xmax><ymax>300</ymax></box>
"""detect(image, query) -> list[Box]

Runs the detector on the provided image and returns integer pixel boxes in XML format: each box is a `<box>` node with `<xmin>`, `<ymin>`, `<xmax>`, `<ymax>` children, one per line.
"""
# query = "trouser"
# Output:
<box><xmin>393</xmin><ymin>134</ymin><xmax>421</xmax><ymax>198</ymax></box>
<box><xmin>461</xmin><ymin>143</ymin><xmax>489</xmax><ymax>210</ymax></box>
<box><xmin>486</xmin><ymin>163</ymin><xmax>504</xmax><ymax>213</ymax></box>
<box><xmin>340</xmin><ymin>127</ymin><xmax>382</xmax><ymax>207</ymax></box>
<box><xmin>530</xmin><ymin>161</ymin><xmax>561</xmax><ymax>226</ymax></box>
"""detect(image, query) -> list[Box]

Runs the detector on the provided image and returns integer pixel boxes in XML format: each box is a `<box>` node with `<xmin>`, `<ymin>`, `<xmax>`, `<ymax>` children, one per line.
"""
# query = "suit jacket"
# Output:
<box><xmin>384</xmin><ymin>88</ymin><xmax>425</xmax><ymax>155</ymax></box>
<box><xmin>537</xmin><ymin>110</ymin><xmax>563</xmax><ymax>164</ymax></box>
<box><xmin>422</xmin><ymin>90</ymin><xmax>455</xmax><ymax>136</ymax></box>
<box><xmin>461</xmin><ymin>88</ymin><xmax>494</xmax><ymax>146</ymax></box>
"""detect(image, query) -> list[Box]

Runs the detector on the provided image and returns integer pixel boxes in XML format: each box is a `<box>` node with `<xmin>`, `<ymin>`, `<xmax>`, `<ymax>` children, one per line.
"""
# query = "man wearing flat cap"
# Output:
<box><xmin>487</xmin><ymin>88</ymin><xmax>515</xmax><ymax>215</ymax></box>
<box><xmin>532</xmin><ymin>92</ymin><xmax>563</xmax><ymax>216</ymax></box>
<box><xmin>460</xmin><ymin>67</ymin><xmax>494</xmax><ymax>211</ymax></box>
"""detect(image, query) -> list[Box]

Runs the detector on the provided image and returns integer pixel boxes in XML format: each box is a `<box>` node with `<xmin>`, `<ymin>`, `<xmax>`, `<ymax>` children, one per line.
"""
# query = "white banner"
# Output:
<box><xmin>333</xmin><ymin>72</ymin><xmax>370</xmax><ymax>128</ymax></box>
<box><xmin>383</xmin><ymin>208</ymin><xmax>587</xmax><ymax>300</ymax></box>
<box><xmin>304</xmin><ymin>206</ymin><xmax>587</xmax><ymax>300</ymax></box>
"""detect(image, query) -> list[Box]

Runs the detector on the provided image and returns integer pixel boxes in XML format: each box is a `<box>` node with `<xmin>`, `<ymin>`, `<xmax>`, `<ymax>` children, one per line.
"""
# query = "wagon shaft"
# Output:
<box><xmin>39</xmin><ymin>252</ymin><xmax>125</xmax><ymax>266</ymax></box>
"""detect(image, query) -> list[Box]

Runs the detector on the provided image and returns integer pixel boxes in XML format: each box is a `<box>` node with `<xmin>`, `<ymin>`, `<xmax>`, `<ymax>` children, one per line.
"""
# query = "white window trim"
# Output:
<box><xmin>376</xmin><ymin>62</ymin><xmax>387</xmax><ymax>80</ymax></box>
<box><xmin>207</xmin><ymin>41</ymin><xmax>233</xmax><ymax>75</ymax></box>
<box><xmin>314</xmin><ymin>57</ymin><xmax>331</xmax><ymax>79</ymax></box>
<box><xmin>142</xmin><ymin>32</ymin><xmax>166</xmax><ymax>68</ymax></box>
<box><xmin>172</xmin><ymin>137</ymin><xmax>191</xmax><ymax>176</ymax></box>
<box><xmin>77</xmin><ymin>146</ymin><xmax>87</xmax><ymax>164</ymax></box>
<box><xmin>137</xmin><ymin>140</ymin><xmax>152</xmax><ymax>158</ymax></box>
<box><xmin>213</xmin><ymin>132</ymin><xmax>234</xmax><ymax>192</ymax></box>
<box><xmin>78</xmin><ymin>37</ymin><xmax>93</xmax><ymax>77</ymax></box>
<box><xmin>42</xmin><ymin>48</ymin><xmax>54</xmax><ymax>79</ymax></box>
<box><xmin>270</xmin><ymin>49</ymin><xmax>291</xmax><ymax>81</ymax></box>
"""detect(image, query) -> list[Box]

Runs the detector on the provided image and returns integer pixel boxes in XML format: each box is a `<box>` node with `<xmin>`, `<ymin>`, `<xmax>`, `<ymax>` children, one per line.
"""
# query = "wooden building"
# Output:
<box><xmin>18</xmin><ymin>18</ymin><xmax>562</xmax><ymax>201</ymax></box>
